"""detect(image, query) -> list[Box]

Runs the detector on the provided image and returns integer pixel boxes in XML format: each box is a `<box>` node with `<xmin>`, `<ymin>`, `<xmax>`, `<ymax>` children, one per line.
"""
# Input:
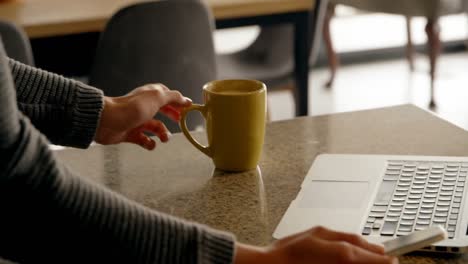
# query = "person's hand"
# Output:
<box><xmin>234</xmin><ymin>226</ymin><xmax>398</xmax><ymax>264</ymax></box>
<box><xmin>95</xmin><ymin>84</ymin><xmax>192</xmax><ymax>150</ymax></box>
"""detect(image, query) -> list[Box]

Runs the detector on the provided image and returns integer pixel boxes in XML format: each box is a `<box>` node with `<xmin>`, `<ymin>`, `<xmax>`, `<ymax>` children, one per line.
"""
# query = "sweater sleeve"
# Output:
<box><xmin>8</xmin><ymin>58</ymin><xmax>103</xmax><ymax>148</ymax></box>
<box><xmin>0</xmin><ymin>116</ymin><xmax>235</xmax><ymax>264</ymax></box>
<box><xmin>0</xmin><ymin>55</ymin><xmax>235</xmax><ymax>263</ymax></box>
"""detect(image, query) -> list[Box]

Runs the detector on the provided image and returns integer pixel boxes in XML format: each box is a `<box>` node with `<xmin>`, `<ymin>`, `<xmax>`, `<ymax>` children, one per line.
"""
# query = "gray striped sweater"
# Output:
<box><xmin>0</xmin><ymin>45</ymin><xmax>234</xmax><ymax>263</ymax></box>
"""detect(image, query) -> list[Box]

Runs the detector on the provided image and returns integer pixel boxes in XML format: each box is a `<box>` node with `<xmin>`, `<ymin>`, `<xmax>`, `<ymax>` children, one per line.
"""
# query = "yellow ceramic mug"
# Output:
<box><xmin>180</xmin><ymin>79</ymin><xmax>267</xmax><ymax>171</ymax></box>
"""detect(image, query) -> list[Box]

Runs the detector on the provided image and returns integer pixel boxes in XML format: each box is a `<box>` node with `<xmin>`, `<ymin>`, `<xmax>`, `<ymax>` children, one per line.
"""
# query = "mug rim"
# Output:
<box><xmin>203</xmin><ymin>79</ymin><xmax>266</xmax><ymax>96</ymax></box>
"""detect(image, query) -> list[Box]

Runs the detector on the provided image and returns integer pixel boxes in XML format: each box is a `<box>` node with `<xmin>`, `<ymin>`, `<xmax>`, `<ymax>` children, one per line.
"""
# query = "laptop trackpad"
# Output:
<box><xmin>299</xmin><ymin>181</ymin><xmax>369</xmax><ymax>209</ymax></box>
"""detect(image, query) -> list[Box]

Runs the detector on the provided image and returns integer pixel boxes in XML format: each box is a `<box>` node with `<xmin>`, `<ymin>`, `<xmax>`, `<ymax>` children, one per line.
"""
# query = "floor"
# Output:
<box><xmin>268</xmin><ymin>52</ymin><xmax>468</xmax><ymax>132</ymax></box>
<box><xmin>214</xmin><ymin>11</ymin><xmax>468</xmax><ymax>130</ymax></box>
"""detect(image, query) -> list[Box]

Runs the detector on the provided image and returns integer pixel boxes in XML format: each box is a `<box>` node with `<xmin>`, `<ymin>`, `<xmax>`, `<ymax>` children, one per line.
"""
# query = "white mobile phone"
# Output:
<box><xmin>383</xmin><ymin>225</ymin><xmax>448</xmax><ymax>256</ymax></box>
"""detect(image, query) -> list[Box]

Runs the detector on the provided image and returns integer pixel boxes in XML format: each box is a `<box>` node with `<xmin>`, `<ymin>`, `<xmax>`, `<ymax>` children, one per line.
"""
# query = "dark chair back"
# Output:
<box><xmin>217</xmin><ymin>0</ymin><xmax>327</xmax><ymax>88</ymax></box>
<box><xmin>0</xmin><ymin>20</ymin><xmax>34</xmax><ymax>65</ymax></box>
<box><xmin>89</xmin><ymin>0</ymin><xmax>216</xmax><ymax>132</ymax></box>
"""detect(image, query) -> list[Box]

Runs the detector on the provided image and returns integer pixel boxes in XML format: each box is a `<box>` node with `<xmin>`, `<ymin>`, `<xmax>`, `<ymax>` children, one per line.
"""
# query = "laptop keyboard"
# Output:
<box><xmin>362</xmin><ymin>160</ymin><xmax>468</xmax><ymax>239</ymax></box>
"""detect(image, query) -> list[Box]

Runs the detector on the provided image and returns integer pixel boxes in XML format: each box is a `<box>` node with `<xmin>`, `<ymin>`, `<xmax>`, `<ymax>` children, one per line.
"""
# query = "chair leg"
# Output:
<box><xmin>323</xmin><ymin>3</ymin><xmax>339</xmax><ymax>88</ymax></box>
<box><xmin>405</xmin><ymin>16</ymin><xmax>415</xmax><ymax>72</ymax></box>
<box><xmin>425</xmin><ymin>19</ymin><xmax>441</xmax><ymax>109</ymax></box>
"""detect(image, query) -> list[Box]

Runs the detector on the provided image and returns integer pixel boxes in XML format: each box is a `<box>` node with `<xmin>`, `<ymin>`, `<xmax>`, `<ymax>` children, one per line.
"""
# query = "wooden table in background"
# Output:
<box><xmin>0</xmin><ymin>0</ymin><xmax>316</xmax><ymax>116</ymax></box>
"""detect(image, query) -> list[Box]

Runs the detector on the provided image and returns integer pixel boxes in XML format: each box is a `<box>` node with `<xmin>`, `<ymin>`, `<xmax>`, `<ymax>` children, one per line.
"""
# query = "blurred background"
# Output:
<box><xmin>216</xmin><ymin>4</ymin><xmax>468</xmax><ymax>129</ymax></box>
<box><xmin>2</xmin><ymin>0</ymin><xmax>468</xmax><ymax>131</ymax></box>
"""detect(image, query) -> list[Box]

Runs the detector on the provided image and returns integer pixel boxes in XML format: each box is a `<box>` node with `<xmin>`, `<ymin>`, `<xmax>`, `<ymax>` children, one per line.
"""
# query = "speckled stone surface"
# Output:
<box><xmin>55</xmin><ymin>104</ymin><xmax>468</xmax><ymax>263</ymax></box>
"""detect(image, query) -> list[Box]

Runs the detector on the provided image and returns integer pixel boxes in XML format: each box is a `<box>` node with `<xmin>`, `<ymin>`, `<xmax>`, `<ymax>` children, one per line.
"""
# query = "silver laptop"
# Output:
<box><xmin>274</xmin><ymin>154</ymin><xmax>468</xmax><ymax>253</ymax></box>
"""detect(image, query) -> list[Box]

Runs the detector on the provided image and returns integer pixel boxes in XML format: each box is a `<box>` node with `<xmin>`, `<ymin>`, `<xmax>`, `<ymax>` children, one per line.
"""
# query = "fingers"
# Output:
<box><xmin>308</xmin><ymin>226</ymin><xmax>384</xmax><ymax>254</ymax></box>
<box><xmin>313</xmin><ymin>236</ymin><xmax>398</xmax><ymax>264</ymax></box>
<box><xmin>125</xmin><ymin>130</ymin><xmax>156</xmax><ymax>150</ymax></box>
<box><xmin>327</xmin><ymin>241</ymin><xmax>398</xmax><ymax>264</ymax></box>
<box><xmin>125</xmin><ymin>120</ymin><xmax>171</xmax><ymax>150</ymax></box>
<box><xmin>141</xmin><ymin>120</ymin><xmax>171</xmax><ymax>142</ymax></box>
<box><xmin>125</xmin><ymin>84</ymin><xmax>192</xmax><ymax>122</ymax></box>
<box><xmin>160</xmin><ymin>105</ymin><xmax>183</xmax><ymax>122</ymax></box>
<box><xmin>160</xmin><ymin>90</ymin><xmax>192</xmax><ymax>107</ymax></box>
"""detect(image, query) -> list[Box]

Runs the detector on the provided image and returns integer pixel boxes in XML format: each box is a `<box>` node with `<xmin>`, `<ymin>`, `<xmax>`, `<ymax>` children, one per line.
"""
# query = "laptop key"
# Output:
<box><xmin>421</xmin><ymin>203</ymin><xmax>435</xmax><ymax>209</ymax></box>
<box><xmin>388</xmin><ymin>207</ymin><xmax>402</xmax><ymax>212</ymax></box>
<box><xmin>384</xmin><ymin>175</ymin><xmax>399</xmax><ymax>181</ymax></box>
<box><xmin>416</xmin><ymin>220</ymin><xmax>430</xmax><ymax>225</ymax></box>
<box><xmin>403</xmin><ymin>209</ymin><xmax>417</xmax><ymax>215</ymax></box>
<box><xmin>449</xmin><ymin>214</ymin><xmax>458</xmax><ymax>220</ymax></box>
<box><xmin>381</xmin><ymin>221</ymin><xmax>397</xmax><ymax>236</ymax></box>
<box><xmin>387</xmin><ymin>212</ymin><xmax>401</xmax><ymax>217</ymax></box>
<box><xmin>435</xmin><ymin>212</ymin><xmax>448</xmax><ymax>217</ymax></box>
<box><xmin>362</xmin><ymin>227</ymin><xmax>371</xmax><ymax>235</ymax></box>
<box><xmin>401</xmin><ymin>215</ymin><xmax>416</xmax><ymax>220</ymax></box>
<box><xmin>433</xmin><ymin>217</ymin><xmax>447</xmax><ymax>224</ymax></box>
<box><xmin>437</xmin><ymin>201</ymin><xmax>450</xmax><ymax>207</ymax></box>
<box><xmin>423</xmin><ymin>198</ymin><xmax>436</xmax><ymax>203</ymax></box>
<box><xmin>409</xmin><ymin>194</ymin><xmax>422</xmax><ymax>199</ymax></box>
<box><xmin>399</xmin><ymin>220</ymin><xmax>414</xmax><ymax>226</ymax></box>
<box><xmin>375</xmin><ymin>180</ymin><xmax>398</xmax><ymax>205</ymax></box>
<box><xmin>394</xmin><ymin>192</ymin><xmax>407</xmax><ymax>197</ymax></box>
<box><xmin>447</xmin><ymin>225</ymin><xmax>456</xmax><ymax>232</ymax></box>
<box><xmin>439</xmin><ymin>191</ymin><xmax>453</xmax><ymax>196</ymax></box>
<box><xmin>385</xmin><ymin>217</ymin><xmax>399</xmax><ymax>222</ymax></box>
<box><xmin>436</xmin><ymin>207</ymin><xmax>449</xmax><ymax>212</ymax></box>
<box><xmin>419</xmin><ymin>209</ymin><xmax>432</xmax><ymax>214</ymax></box>
<box><xmin>413</xmin><ymin>180</ymin><xmax>426</xmax><ymax>185</ymax></box>
<box><xmin>369</xmin><ymin>212</ymin><xmax>385</xmax><ymax>218</ymax></box>
<box><xmin>424</xmin><ymin>193</ymin><xmax>437</xmax><ymax>198</ymax></box>
<box><xmin>418</xmin><ymin>214</ymin><xmax>432</xmax><ymax>220</ymax></box>
<box><xmin>397</xmin><ymin>231</ymin><xmax>410</xmax><ymax>236</ymax></box>
<box><xmin>392</xmin><ymin>197</ymin><xmax>406</xmax><ymax>202</ymax></box>
<box><xmin>371</xmin><ymin>206</ymin><xmax>388</xmax><ymax>213</ymax></box>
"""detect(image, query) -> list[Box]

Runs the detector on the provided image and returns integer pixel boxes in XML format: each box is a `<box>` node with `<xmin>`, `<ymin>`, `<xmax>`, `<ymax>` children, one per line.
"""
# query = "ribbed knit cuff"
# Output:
<box><xmin>199</xmin><ymin>227</ymin><xmax>235</xmax><ymax>264</ymax></box>
<box><xmin>68</xmin><ymin>82</ymin><xmax>103</xmax><ymax>148</ymax></box>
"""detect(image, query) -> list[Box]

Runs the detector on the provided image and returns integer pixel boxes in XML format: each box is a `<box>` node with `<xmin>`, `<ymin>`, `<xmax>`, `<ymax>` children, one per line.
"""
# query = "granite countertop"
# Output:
<box><xmin>56</xmin><ymin>104</ymin><xmax>468</xmax><ymax>263</ymax></box>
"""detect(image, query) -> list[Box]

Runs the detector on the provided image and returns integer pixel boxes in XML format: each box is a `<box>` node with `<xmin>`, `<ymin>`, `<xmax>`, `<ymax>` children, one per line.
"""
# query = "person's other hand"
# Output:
<box><xmin>95</xmin><ymin>84</ymin><xmax>192</xmax><ymax>150</ymax></box>
<box><xmin>234</xmin><ymin>226</ymin><xmax>398</xmax><ymax>264</ymax></box>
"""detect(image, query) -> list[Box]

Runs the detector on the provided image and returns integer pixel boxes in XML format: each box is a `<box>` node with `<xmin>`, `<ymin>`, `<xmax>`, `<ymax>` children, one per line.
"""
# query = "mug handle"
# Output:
<box><xmin>179</xmin><ymin>104</ymin><xmax>212</xmax><ymax>157</ymax></box>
